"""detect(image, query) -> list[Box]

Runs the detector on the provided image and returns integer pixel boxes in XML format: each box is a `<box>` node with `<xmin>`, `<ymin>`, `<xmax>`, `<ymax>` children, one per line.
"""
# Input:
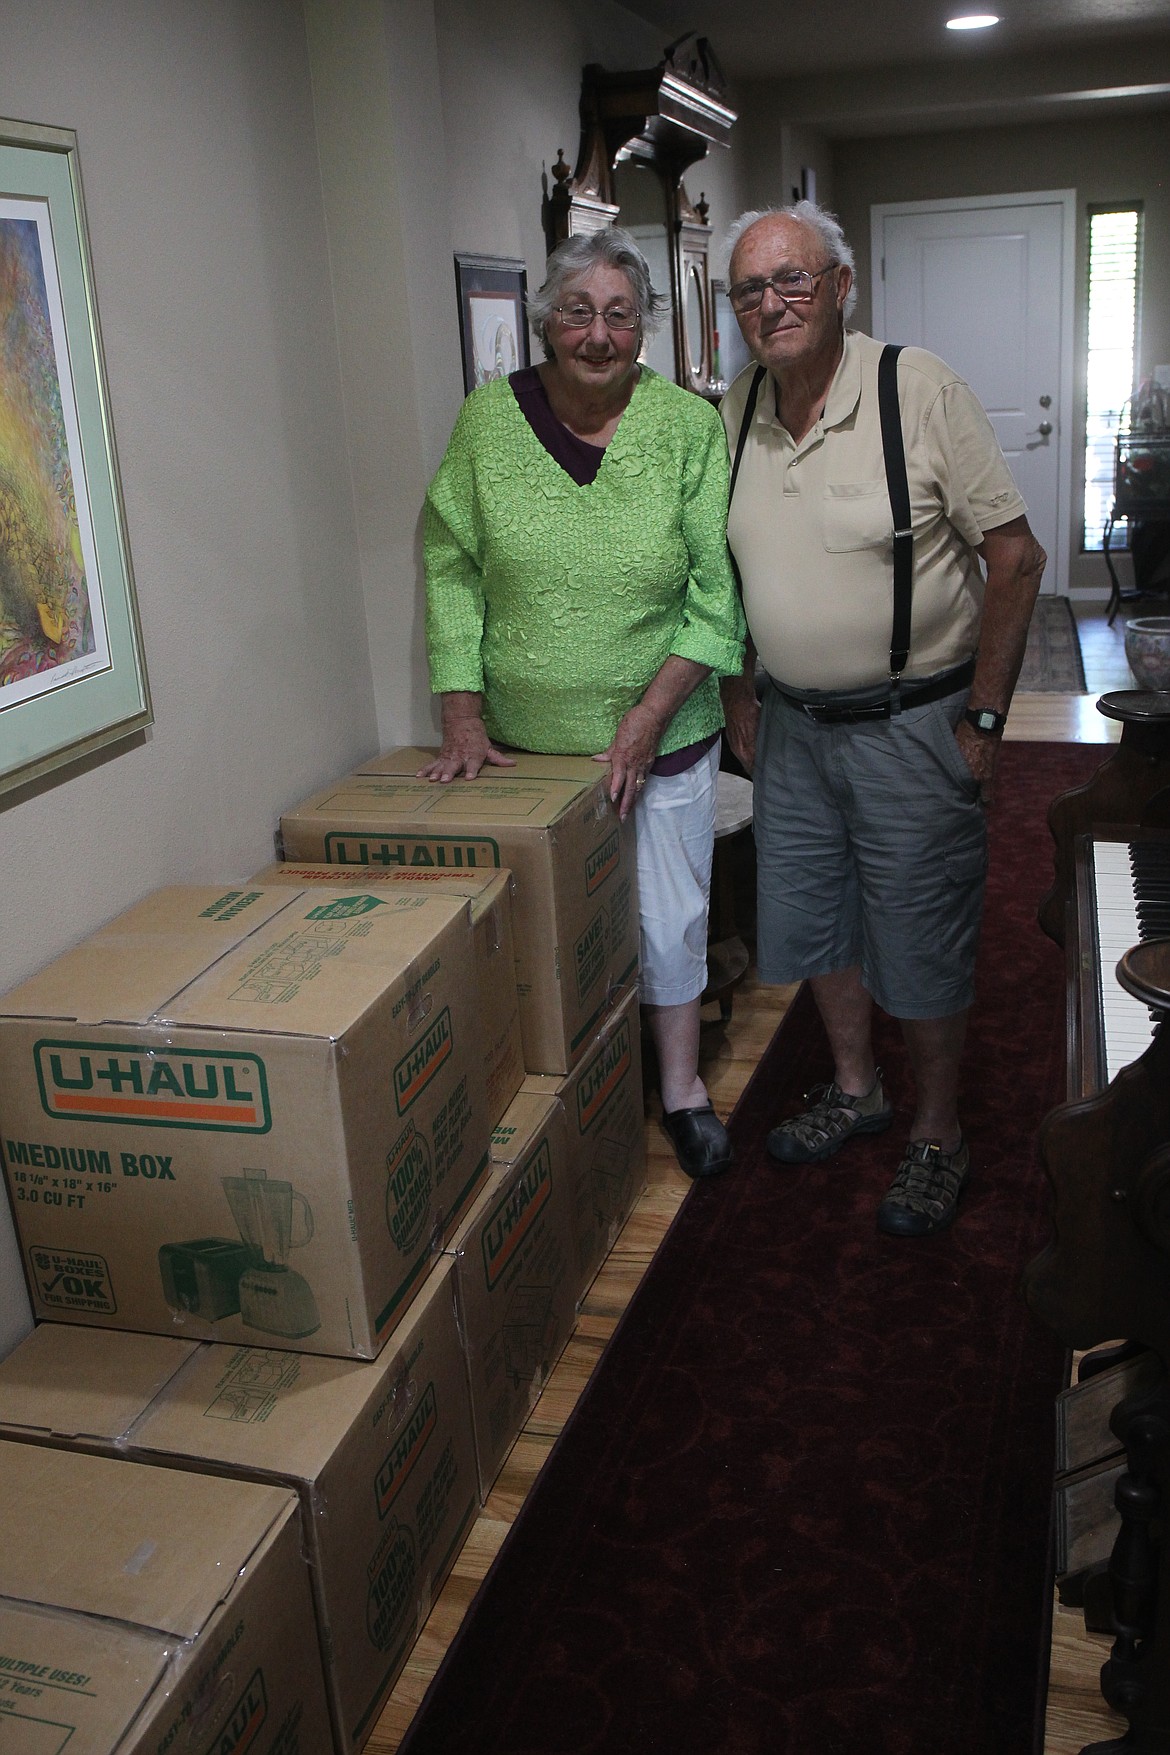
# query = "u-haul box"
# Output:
<box><xmin>278</xmin><ymin>749</ymin><xmax>639</xmax><ymax>1074</ymax></box>
<box><xmin>0</xmin><ymin>885</ymin><xmax>491</xmax><ymax>1359</ymax></box>
<box><xmin>523</xmin><ymin>987</ymin><xmax>646</xmax><ymax>1299</ymax></box>
<box><xmin>447</xmin><ymin>1089</ymin><xmax>578</xmax><ymax>1498</ymax></box>
<box><xmin>0</xmin><ymin>1437</ymin><xmax>333</xmax><ymax>1755</ymax></box>
<box><xmin>249</xmin><ymin>861</ymin><xmax>523</xmax><ymax>1128</ymax></box>
<box><xmin>0</xmin><ymin>1259</ymin><xmax>478</xmax><ymax>1753</ymax></box>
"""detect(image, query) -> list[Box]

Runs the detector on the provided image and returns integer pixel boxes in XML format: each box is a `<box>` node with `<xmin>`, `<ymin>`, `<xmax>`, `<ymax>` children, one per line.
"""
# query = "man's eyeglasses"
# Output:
<box><xmin>728</xmin><ymin>263</ymin><xmax>836</xmax><ymax>315</ymax></box>
<box><xmin>553</xmin><ymin>303</ymin><xmax>640</xmax><ymax>331</ymax></box>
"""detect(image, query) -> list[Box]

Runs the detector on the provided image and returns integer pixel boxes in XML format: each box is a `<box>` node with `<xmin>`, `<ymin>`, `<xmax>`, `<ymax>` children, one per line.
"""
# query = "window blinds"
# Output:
<box><xmin>1083</xmin><ymin>205</ymin><xmax>1142</xmax><ymax>551</ymax></box>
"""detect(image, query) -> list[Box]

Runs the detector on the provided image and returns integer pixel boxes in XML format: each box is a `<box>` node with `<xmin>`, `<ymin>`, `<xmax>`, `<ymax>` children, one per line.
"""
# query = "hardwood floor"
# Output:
<box><xmin>367</xmin><ymin>606</ymin><xmax>1138</xmax><ymax>1755</ymax></box>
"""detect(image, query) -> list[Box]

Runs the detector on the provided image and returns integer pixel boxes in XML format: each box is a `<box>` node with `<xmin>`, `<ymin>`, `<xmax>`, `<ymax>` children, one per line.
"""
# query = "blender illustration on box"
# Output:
<box><xmin>159</xmin><ymin>1168</ymin><xmax>321</xmax><ymax>1338</ymax></box>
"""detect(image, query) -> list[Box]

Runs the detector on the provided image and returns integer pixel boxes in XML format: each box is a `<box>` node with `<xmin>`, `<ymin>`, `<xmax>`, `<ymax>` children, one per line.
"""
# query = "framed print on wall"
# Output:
<box><xmin>454</xmin><ymin>253</ymin><xmax>530</xmax><ymax>395</ymax></box>
<box><xmin>0</xmin><ymin>117</ymin><xmax>151</xmax><ymax>797</ymax></box>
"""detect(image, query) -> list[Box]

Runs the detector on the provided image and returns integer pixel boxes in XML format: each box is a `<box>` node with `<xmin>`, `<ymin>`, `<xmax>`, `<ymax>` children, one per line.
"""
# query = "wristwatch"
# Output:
<box><xmin>964</xmin><ymin>706</ymin><xmax>1007</xmax><ymax>736</ymax></box>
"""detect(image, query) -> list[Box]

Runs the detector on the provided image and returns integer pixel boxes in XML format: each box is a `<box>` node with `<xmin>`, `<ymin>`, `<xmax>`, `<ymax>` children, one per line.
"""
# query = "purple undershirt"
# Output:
<box><xmin>507</xmin><ymin>366</ymin><xmax>716</xmax><ymax>778</ymax></box>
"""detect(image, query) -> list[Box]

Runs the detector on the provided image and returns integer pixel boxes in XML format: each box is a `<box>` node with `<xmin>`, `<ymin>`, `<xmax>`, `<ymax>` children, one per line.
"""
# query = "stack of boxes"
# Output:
<box><xmin>0</xmin><ymin>1434</ymin><xmax>338</xmax><ymax>1752</ymax></box>
<box><xmin>0</xmin><ymin>749</ymin><xmax>646</xmax><ymax>1751</ymax></box>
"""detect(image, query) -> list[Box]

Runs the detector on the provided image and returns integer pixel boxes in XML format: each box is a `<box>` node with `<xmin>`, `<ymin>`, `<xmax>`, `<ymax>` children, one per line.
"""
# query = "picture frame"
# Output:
<box><xmin>454</xmin><ymin>253</ymin><xmax>530</xmax><ymax>395</ymax></box>
<box><xmin>0</xmin><ymin>117</ymin><xmax>151</xmax><ymax>798</ymax></box>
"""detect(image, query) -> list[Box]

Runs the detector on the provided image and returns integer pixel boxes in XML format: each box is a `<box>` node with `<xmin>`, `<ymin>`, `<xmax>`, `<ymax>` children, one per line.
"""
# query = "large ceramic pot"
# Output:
<box><xmin>1124</xmin><ymin>616</ymin><xmax>1170</xmax><ymax>691</ymax></box>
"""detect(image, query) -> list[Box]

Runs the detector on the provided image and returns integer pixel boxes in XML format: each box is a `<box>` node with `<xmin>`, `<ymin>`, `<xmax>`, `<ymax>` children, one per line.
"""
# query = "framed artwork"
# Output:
<box><xmin>0</xmin><ymin>117</ymin><xmax>151</xmax><ymax>797</ymax></box>
<box><xmin>454</xmin><ymin>253</ymin><xmax>530</xmax><ymax>395</ymax></box>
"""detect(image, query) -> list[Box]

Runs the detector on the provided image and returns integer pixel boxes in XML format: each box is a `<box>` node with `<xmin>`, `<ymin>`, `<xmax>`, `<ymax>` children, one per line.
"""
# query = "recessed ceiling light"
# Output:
<box><xmin>946</xmin><ymin>13</ymin><xmax>1000</xmax><ymax>28</ymax></box>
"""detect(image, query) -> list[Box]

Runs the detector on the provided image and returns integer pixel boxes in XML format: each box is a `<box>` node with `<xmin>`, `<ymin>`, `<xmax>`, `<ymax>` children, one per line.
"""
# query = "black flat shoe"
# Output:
<box><xmin>662</xmin><ymin>1104</ymin><xmax>733</xmax><ymax>1179</ymax></box>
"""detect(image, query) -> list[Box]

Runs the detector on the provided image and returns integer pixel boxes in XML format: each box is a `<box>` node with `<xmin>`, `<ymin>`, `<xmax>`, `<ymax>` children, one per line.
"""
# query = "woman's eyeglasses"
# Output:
<box><xmin>553</xmin><ymin>303</ymin><xmax>640</xmax><ymax>331</ymax></box>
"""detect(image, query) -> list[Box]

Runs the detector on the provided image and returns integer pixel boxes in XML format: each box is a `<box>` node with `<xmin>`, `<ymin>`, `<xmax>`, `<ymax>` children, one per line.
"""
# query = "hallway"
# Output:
<box><xmin>371</xmin><ymin>608</ymin><xmax>1142</xmax><ymax>1753</ymax></box>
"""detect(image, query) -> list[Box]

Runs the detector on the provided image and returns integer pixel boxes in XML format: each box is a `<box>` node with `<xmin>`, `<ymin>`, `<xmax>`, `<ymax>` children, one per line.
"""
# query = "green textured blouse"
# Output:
<box><xmin>423</xmin><ymin>368</ymin><xmax>745</xmax><ymax>756</ymax></box>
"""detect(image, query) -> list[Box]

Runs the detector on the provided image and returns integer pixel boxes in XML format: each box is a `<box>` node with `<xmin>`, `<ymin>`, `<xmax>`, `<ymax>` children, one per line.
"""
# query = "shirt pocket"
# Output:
<box><xmin>822</xmin><ymin>480</ymin><xmax>891</xmax><ymax>553</ymax></box>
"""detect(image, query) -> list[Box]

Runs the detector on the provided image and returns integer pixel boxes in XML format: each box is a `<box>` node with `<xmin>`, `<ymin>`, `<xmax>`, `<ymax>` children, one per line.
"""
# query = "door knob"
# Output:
<box><xmin>1037</xmin><ymin>421</ymin><xmax>1053</xmax><ymax>437</ymax></box>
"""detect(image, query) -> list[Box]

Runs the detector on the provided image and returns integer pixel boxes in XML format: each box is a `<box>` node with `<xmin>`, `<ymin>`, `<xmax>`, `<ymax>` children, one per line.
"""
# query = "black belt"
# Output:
<box><xmin>773</xmin><ymin>658</ymin><xmax>976</xmax><ymax>725</ymax></box>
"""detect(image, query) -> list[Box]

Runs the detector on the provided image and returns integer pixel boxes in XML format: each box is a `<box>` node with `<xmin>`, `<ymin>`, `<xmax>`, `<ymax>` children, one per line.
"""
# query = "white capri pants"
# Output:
<box><xmin>633</xmin><ymin>741</ymin><xmax>720</xmax><ymax>1006</ymax></box>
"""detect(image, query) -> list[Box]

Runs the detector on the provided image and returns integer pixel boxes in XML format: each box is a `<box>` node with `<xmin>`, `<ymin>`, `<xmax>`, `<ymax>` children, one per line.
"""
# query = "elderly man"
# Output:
<box><xmin>719</xmin><ymin>201</ymin><xmax>1046</xmax><ymax>1237</ymax></box>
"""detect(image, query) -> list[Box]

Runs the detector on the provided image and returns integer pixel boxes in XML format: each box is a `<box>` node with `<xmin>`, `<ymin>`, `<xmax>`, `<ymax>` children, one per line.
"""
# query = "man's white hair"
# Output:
<box><xmin>723</xmin><ymin>200</ymin><xmax>858</xmax><ymax>322</ymax></box>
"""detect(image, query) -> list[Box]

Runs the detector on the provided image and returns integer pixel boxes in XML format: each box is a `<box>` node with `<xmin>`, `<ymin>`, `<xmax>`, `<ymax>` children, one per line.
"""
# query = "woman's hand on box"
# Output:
<box><xmin>418</xmin><ymin>692</ymin><xmax>517</xmax><ymax>782</ymax></box>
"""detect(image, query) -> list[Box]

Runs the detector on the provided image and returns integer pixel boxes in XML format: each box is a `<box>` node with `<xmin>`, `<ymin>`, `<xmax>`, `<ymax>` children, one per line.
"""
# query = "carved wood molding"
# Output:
<box><xmin>542</xmin><ymin>35</ymin><xmax>736</xmax><ymax>396</ymax></box>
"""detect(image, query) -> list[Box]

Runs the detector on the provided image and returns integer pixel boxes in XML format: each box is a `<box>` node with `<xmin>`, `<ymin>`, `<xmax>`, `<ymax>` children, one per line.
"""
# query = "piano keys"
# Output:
<box><xmin>1040</xmin><ymin>688</ymin><xmax>1170</xmax><ymax>947</ymax></box>
<box><xmin>1077</xmin><ymin>834</ymin><xmax>1170</xmax><ymax>1093</ymax></box>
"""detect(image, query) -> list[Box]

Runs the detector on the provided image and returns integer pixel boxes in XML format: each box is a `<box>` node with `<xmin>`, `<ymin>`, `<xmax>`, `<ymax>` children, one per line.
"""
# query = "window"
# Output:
<box><xmin>1083</xmin><ymin>205</ymin><xmax>1143</xmax><ymax>551</ymax></box>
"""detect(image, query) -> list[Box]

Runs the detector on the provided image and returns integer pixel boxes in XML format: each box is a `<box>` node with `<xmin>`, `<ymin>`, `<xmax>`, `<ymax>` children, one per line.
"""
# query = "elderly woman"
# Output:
<box><xmin>420</xmin><ymin>227</ymin><xmax>745</xmax><ymax>1178</ymax></box>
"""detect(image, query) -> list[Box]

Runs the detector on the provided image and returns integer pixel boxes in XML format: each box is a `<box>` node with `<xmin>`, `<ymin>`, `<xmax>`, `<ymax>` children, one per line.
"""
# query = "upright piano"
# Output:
<box><xmin>1025</xmin><ymin>689</ymin><xmax>1170</xmax><ymax>1753</ymax></box>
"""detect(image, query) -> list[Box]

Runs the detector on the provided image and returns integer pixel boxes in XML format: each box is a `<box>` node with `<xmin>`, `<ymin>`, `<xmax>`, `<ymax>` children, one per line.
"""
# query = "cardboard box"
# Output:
<box><xmin>448</xmin><ymin>1089</ymin><xmax>578</xmax><ymax>1497</ymax></box>
<box><xmin>0</xmin><ymin>1260</ymin><xmax>479</xmax><ymax>1753</ymax></box>
<box><xmin>523</xmin><ymin>987</ymin><xmax>646</xmax><ymax>1297</ymax></box>
<box><xmin>0</xmin><ymin>1324</ymin><xmax>200</xmax><ymax>1453</ymax></box>
<box><xmin>249</xmin><ymin>861</ymin><xmax>524</xmax><ymax>1128</ymax></box>
<box><xmin>0</xmin><ymin>884</ymin><xmax>491</xmax><ymax>1359</ymax></box>
<box><xmin>278</xmin><ymin>749</ymin><xmax>639</xmax><ymax>1074</ymax></box>
<box><xmin>0</xmin><ymin>1437</ymin><xmax>333</xmax><ymax>1754</ymax></box>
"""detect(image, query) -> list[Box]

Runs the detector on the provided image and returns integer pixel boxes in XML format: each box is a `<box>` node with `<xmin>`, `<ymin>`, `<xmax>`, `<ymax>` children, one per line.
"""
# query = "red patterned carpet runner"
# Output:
<box><xmin>398</xmin><ymin>740</ymin><xmax>1104</xmax><ymax>1755</ymax></box>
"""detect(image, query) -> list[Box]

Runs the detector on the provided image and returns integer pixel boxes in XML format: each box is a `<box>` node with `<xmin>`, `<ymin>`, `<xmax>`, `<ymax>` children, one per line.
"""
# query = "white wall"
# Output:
<box><xmin>731</xmin><ymin>94</ymin><xmax>835</xmax><ymax>229</ymax></box>
<box><xmin>832</xmin><ymin>113</ymin><xmax>1170</xmax><ymax>595</ymax></box>
<box><xmin>305</xmin><ymin>0</ymin><xmax>460</xmax><ymax>746</ymax></box>
<box><xmin>0</xmin><ymin>0</ymin><xmax>378</xmax><ymax>1353</ymax></box>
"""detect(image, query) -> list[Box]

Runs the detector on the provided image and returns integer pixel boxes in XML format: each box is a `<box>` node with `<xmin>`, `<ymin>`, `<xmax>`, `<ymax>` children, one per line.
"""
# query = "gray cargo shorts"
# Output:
<box><xmin>752</xmin><ymin>679</ymin><xmax>988</xmax><ymax>1017</ymax></box>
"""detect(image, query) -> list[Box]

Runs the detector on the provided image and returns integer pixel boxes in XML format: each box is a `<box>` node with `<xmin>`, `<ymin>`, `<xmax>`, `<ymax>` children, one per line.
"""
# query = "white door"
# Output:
<box><xmin>871</xmin><ymin>193</ymin><xmax>1075</xmax><ymax>596</ymax></box>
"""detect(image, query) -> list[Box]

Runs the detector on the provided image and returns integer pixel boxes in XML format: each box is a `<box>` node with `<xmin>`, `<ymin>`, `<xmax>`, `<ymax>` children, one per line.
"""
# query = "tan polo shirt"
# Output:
<box><xmin>721</xmin><ymin>330</ymin><xmax>1026</xmax><ymax>692</ymax></box>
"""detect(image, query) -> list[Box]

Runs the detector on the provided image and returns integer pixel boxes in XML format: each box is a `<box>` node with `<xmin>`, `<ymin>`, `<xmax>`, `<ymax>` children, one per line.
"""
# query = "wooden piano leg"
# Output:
<box><xmin>1083</xmin><ymin>1368</ymin><xmax>1170</xmax><ymax>1754</ymax></box>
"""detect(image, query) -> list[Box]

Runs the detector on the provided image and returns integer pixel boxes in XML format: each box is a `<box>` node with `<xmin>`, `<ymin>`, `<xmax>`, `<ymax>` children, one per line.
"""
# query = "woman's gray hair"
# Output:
<box><xmin>527</xmin><ymin>226</ymin><xmax>672</xmax><ymax>359</ymax></box>
<box><xmin>723</xmin><ymin>200</ymin><xmax>858</xmax><ymax>322</ymax></box>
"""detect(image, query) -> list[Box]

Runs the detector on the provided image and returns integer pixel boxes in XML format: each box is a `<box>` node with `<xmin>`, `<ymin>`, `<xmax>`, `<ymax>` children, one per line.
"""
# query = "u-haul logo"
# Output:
<box><xmin>393</xmin><ymin>1009</ymin><xmax>452</xmax><ymax>1114</ymax></box>
<box><xmin>206</xmin><ymin>1669</ymin><xmax>267</xmax><ymax>1755</ymax></box>
<box><xmin>375</xmin><ymin>1382</ymin><xmax>437</xmax><ymax>1516</ymax></box>
<box><xmin>34</xmin><ymin>1041</ymin><xmax>271</xmax><ymax>1133</ymax></box>
<box><xmin>482</xmin><ymin>1142</ymin><xmax>552</xmax><ymax>1290</ymax></box>
<box><xmin>585</xmin><ymin>829</ymin><xmax>619</xmax><ymax>895</ymax></box>
<box><xmin>576</xmin><ymin>1020</ymin><xmax>631</xmax><ymax>1133</ymax></box>
<box><xmin>324</xmin><ymin>832</ymin><xmax>500</xmax><ymax>869</ymax></box>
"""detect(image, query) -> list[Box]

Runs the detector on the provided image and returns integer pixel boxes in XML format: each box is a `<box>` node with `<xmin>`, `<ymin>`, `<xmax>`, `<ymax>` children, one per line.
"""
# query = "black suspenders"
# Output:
<box><xmin>727</xmin><ymin>343</ymin><xmax>912</xmax><ymax>692</ymax></box>
<box><xmin>729</xmin><ymin>364</ymin><xmax>766</xmax><ymax>505</ymax></box>
<box><xmin>877</xmin><ymin>344</ymin><xmax>911</xmax><ymax>686</ymax></box>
